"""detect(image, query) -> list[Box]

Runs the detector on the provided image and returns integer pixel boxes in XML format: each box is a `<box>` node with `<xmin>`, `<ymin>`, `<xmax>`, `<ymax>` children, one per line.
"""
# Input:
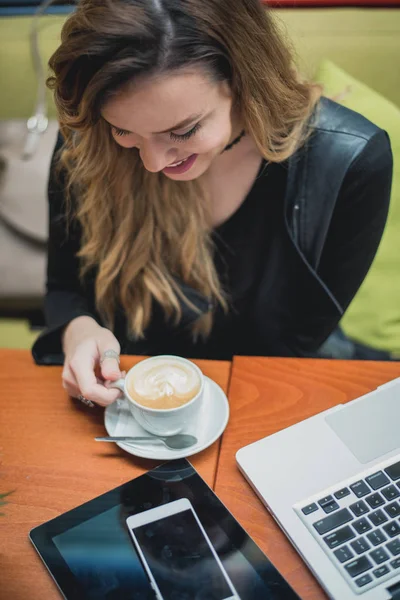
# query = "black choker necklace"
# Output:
<box><xmin>222</xmin><ymin>129</ymin><xmax>246</xmax><ymax>153</ymax></box>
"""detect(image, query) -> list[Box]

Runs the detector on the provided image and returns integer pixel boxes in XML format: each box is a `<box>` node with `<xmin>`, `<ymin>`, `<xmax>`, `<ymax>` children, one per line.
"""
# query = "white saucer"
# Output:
<box><xmin>104</xmin><ymin>376</ymin><xmax>229</xmax><ymax>460</ymax></box>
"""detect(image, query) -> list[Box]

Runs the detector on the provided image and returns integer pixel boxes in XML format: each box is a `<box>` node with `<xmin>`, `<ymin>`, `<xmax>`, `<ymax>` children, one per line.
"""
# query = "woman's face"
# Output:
<box><xmin>101</xmin><ymin>67</ymin><xmax>236</xmax><ymax>181</ymax></box>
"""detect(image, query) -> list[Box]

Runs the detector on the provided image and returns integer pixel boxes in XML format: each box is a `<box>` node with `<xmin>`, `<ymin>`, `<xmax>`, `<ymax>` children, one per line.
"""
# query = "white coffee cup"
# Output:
<box><xmin>110</xmin><ymin>355</ymin><xmax>204</xmax><ymax>436</ymax></box>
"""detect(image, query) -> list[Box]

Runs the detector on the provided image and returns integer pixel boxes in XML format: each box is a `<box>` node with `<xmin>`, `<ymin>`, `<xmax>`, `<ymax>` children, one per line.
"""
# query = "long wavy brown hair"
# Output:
<box><xmin>48</xmin><ymin>0</ymin><xmax>321</xmax><ymax>340</ymax></box>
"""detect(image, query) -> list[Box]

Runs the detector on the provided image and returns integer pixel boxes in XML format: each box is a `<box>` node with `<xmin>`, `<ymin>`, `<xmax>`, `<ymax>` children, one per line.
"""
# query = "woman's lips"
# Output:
<box><xmin>163</xmin><ymin>154</ymin><xmax>198</xmax><ymax>175</ymax></box>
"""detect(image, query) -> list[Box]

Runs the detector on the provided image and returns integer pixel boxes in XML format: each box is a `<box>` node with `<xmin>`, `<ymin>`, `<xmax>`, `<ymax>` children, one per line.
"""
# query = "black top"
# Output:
<box><xmin>204</xmin><ymin>160</ymin><xmax>286</xmax><ymax>358</ymax></box>
<box><xmin>32</xmin><ymin>100</ymin><xmax>393</xmax><ymax>364</ymax></box>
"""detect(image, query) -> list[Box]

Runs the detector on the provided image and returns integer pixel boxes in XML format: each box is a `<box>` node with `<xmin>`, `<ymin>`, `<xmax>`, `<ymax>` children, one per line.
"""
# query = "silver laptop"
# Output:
<box><xmin>236</xmin><ymin>377</ymin><xmax>400</xmax><ymax>600</ymax></box>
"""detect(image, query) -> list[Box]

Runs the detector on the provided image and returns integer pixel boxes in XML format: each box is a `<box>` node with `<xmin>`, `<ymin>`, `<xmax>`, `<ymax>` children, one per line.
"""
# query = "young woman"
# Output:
<box><xmin>32</xmin><ymin>0</ymin><xmax>392</xmax><ymax>408</ymax></box>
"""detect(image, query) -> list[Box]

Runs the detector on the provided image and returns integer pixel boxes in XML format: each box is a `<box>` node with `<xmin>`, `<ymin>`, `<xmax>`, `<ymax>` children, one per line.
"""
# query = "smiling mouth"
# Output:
<box><xmin>167</xmin><ymin>156</ymin><xmax>190</xmax><ymax>167</ymax></box>
<box><xmin>162</xmin><ymin>153</ymin><xmax>198</xmax><ymax>175</ymax></box>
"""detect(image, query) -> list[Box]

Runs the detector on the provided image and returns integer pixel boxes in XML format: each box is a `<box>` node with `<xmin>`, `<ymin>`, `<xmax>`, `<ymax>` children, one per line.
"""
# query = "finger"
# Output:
<box><xmin>101</xmin><ymin>357</ymin><xmax>121</xmax><ymax>381</ymax></box>
<box><xmin>63</xmin><ymin>381</ymin><xmax>81</xmax><ymax>399</ymax></box>
<box><xmin>63</xmin><ymin>366</ymin><xmax>95</xmax><ymax>403</ymax></box>
<box><xmin>62</xmin><ymin>365</ymin><xmax>80</xmax><ymax>396</ymax></box>
<box><xmin>104</xmin><ymin>376</ymin><xmax>125</xmax><ymax>391</ymax></box>
<box><xmin>98</xmin><ymin>337</ymin><xmax>121</xmax><ymax>382</ymax></box>
<box><xmin>70</xmin><ymin>349</ymin><xmax>121</xmax><ymax>407</ymax></box>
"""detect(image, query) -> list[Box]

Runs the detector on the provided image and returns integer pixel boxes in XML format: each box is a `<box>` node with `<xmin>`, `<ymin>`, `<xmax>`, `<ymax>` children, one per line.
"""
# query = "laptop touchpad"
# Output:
<box><xmin>325</xmin><ymin>383</ymin><xmax>400</xmax><ymax>464</ymax></box>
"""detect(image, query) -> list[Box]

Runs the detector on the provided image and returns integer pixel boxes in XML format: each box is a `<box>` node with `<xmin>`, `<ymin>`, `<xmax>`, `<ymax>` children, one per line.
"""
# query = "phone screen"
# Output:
<box><xmin>132</xmin><ymin>508</ymin><xmax>234</xmax><ymax>600</ymax></box>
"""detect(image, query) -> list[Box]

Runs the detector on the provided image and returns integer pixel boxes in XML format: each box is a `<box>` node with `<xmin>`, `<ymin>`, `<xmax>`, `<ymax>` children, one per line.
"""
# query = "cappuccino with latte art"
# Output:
<box><xmin>127</xmin><ymin>356</ymin><xmax>202</xmax><ymax>409</ymax></box>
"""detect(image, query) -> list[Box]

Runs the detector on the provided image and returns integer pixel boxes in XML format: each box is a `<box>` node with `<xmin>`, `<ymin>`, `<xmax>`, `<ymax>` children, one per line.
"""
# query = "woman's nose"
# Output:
<box><xmin>140</xmin><ymin>140</ymin><xmax>176</xmax><ymax>173</ymax></box>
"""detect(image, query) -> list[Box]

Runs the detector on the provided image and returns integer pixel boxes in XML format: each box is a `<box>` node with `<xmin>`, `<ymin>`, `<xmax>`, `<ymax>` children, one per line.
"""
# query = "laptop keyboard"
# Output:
<box><xmin>295</xmin><ymin>457</ymin><xmax>400</xmax><ymax>595</ymax></box>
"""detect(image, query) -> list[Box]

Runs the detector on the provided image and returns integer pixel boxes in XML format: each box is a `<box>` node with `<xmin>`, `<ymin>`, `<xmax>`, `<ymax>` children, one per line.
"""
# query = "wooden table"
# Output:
<box><xmin>0</xmin><ymin>349</ymin><xmax>231</xmax><ymax>600</ymax></box>
<box><xmin>3</xmin><ymin>350</ymin><xmax>400</xmax><ymax>600</ymax></box>
<box><xmin>214</xmin><ymin>356</ymin><xmax>400</xmax><ymax>600</ymax></box>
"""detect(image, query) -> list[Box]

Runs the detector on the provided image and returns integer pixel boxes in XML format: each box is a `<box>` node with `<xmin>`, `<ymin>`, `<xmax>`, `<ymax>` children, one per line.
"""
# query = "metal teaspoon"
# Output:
<box><xmin>95</xmin><ymin>433</ymin><xmax>198</xmax><ymax>450</ymax></box>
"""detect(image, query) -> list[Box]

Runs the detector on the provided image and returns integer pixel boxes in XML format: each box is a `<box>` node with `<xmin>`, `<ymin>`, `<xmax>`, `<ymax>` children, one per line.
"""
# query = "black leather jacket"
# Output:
<box><xmin>280</xmin><ymin>97</ymin><xmax>392</xmax><ymax>355</ymax></box>
<box><xmin>32</xmin><ymin>98</ymin><xmax>393</xmax><ymax>364</ymax></box>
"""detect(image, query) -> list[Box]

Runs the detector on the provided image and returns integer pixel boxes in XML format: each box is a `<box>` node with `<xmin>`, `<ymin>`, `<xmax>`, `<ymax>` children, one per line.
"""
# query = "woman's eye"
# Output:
<box><xmin>112</xmin><ymin>127</ymin><xmax>130</xmax><ymax>137</ymax></box>
<box><xmin>170</xmin><ymin>123</ymin><xmax>201</xmax><ymax>142</ymax></box>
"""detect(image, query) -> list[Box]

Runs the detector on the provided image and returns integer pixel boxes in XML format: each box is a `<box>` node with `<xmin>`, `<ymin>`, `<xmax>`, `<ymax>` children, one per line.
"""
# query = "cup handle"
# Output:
<box><xmin>107</xmin><ymin>378</ymin><xmax>125</xmax><ymax>393</ymax></box>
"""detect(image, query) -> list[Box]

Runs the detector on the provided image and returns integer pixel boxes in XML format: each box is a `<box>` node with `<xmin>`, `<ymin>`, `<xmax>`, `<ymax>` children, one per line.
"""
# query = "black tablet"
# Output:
<box><xmin>30</xmin><ymin>459</ymin><xmax>300</xmax><ymax>600</ymax></box>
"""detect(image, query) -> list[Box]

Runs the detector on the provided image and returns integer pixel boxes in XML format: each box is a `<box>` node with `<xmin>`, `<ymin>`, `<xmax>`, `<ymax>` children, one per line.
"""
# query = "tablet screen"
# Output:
<box><xmin>30</xmin><ymin>459</ymin><xmax>299</xmax><ymax>600</ymax></box>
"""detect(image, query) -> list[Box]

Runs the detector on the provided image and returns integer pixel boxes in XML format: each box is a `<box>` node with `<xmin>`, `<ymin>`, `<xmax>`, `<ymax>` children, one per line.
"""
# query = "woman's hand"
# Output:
<box><xmin>62</xmin><ymin>316</ymin><xmax>122</xmax><ymax>406</ymax></box>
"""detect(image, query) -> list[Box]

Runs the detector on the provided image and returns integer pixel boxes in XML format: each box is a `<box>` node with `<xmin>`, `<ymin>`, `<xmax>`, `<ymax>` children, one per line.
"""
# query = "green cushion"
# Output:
<box><xmin>315</xmin><ymin>60</ymin><xmax>400</xmax><ymax>356</ymax></box>
<box><xmin>276</xmin><ymin>8</ymin><xmax>400</xmax><ymax>108</ymax></box>
<box><xmin>0</xmin><ymin>319</ymin><xmax>39</xmax><ymax>349</ymax></box>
